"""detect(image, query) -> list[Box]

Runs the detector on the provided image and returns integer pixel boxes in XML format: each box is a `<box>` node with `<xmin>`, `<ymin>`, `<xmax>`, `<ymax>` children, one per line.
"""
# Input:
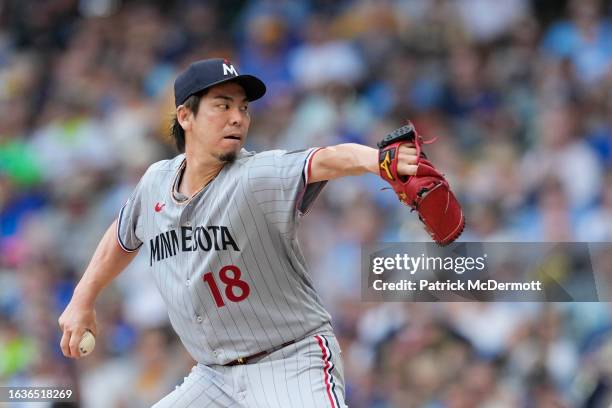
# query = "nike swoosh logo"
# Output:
<box><xmin>154</xmin><ymin>202</ymin><xmax>165</xmax><ymax>212</ymax></box>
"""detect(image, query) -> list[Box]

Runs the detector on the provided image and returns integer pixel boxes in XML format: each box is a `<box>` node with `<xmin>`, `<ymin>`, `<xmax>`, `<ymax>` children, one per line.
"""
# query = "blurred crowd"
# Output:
<box><xmin>1</xmin><ymin>0</ymin><xmax>612</xmax><ymax>407</ymax></box>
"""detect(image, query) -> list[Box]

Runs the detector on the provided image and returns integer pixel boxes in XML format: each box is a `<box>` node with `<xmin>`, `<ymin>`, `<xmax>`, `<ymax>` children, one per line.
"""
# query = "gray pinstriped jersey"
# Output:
<box><xmin>117</xmin><ymin>148</ymin><xmax>331</xmax><ymax>365</ymax></box>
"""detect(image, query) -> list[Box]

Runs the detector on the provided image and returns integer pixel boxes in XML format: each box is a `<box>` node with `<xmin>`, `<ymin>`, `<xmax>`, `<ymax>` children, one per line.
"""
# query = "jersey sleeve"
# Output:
<box><xmin>116</xmin><ymin>176</ymin><xmax>147</xmax><ymax>252</ymax></box>
<box><xmin>248</xmin><ymin>148</ymin><xmax>327</xmax><ymax>228</ymax></box>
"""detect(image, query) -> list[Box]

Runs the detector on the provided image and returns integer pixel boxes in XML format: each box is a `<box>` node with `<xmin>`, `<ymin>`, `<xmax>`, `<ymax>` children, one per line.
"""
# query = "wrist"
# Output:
<box><xmin>365</xmin><ymin>147</ymin><xmax>379</xmax><ymax>175</ymax></box>
<box><xmin>72</xmin><ymin>283</ymin><xmax>99</xmax><ymax>308</ymax></box>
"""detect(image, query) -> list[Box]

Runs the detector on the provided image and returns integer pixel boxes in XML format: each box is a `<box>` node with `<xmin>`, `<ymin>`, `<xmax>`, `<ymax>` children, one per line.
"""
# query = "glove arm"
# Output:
<box><xmin>308</xmin><ymin>143</ymin><xmax>379</xmax><ymax>183</ymax></box>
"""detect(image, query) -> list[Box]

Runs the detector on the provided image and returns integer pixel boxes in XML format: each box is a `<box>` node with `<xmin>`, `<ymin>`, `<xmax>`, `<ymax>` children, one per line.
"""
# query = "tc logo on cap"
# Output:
<box><xmin>223</xmin><ymin>63</ymin><xmax>238</xmax><ymax>76</ymax></box>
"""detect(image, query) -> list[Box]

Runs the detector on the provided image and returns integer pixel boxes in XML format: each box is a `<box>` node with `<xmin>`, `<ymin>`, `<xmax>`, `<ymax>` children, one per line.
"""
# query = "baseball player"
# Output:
<box><xmin>58</xmin><ymin>58</ymin><xmax>422</xmax><ymax>407</ymax></box>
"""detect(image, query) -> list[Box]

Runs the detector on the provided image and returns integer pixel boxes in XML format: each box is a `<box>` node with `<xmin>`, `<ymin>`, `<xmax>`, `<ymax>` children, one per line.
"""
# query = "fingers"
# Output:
<box><xmin>60</xmin><ymin>329</ymin><xmax>72</xmax><ymax>358</ymax></box>
<box><xmin>69</xmin><ymin>328</ymin><xmax>86</xmax><ymax>358</ymax></box>
<box><xmin>397</xmin><ymin>144</ymin><xmax>418</xmax><ymax>176</ymax></box>
<box><xmin>398</xmin><ymin>163</ymin><xmax>418</xmax><ymax>176</ymax></box>
<box><xmin>58</xmin><ymin>315</ymin><xmax>73</xmax><ymax>358</ymax></box>
<box><xmin>398</xmin><ymin>146</ymin><xmax>417</xmax><ymax>161</ymax></box>
<box><xmin>399</xmin><ymin>145</ymin><xmax>417</xmax><ymax>155</ymax></box>
<box><xmin>400</xmin><ymin>153</ymin><xmax>417</xmax><ymax>165</ymax></box>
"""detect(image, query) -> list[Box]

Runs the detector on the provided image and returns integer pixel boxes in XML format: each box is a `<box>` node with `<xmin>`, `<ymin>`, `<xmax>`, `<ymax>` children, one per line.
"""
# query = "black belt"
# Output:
<box><xmin>225</xmin><ymin>339</ymin><xmax>297</xmax><ymax>366</ymax></box>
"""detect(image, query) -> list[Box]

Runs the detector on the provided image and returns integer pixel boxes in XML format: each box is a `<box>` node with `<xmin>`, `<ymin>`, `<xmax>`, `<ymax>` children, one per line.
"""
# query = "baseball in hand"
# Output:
<box><xmin>79</xmin><ymin>330</ymin><xmax>96</xmax><ymax>357</ymax></box>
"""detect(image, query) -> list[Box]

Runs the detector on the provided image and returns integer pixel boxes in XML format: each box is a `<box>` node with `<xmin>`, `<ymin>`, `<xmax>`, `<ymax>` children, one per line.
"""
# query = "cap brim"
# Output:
<box><xmin>180</xmin><ymin>75</ymin><xmax>266</xmax><ymax>104</ymax></box>
<box><xmin>232</xmin><ymin>75</ymin><xmax>267</xmax><ymax>101</ymax></box>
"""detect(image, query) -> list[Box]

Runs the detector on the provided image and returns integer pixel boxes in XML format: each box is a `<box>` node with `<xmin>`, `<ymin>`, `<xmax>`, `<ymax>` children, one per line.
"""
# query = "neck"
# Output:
<box><xmin>180</xmin><ymin>145</ymin><xmax>226</xmax><ymax>197</ymax></box>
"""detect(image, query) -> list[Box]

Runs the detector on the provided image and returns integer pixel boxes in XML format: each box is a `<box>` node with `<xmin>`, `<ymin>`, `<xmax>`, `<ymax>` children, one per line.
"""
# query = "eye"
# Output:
<box><xmin>218</xmin><ymin>104</ymin><xmax>230</xmax><ymax>110</ymax></box>
<box><xmin>240</xmin><ymin>105</ymin><xmax>249</xmax><ymax>112</ymax></box>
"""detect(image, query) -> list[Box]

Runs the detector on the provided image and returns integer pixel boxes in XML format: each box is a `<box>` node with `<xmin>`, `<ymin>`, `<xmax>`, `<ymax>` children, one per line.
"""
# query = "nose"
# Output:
<box><xmin>229</xmin><ymin>107</ymin><xmax>244</xmax><ymax>127</ymax></box>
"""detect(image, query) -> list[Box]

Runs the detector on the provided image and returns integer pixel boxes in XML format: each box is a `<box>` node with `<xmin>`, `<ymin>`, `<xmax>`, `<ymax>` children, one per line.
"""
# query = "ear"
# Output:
<box><xmin>176</xmin><ymin>106</ymin><xmax>193</xmax><ymax>132</ymax></box>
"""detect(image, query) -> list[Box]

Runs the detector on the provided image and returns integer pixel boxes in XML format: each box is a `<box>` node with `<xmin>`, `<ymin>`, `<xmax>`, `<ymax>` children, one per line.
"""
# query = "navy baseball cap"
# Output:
<box><xmin>174</xmin><ymin>58</ymin><xmax>266</xmax><ymax>106</ymax></box>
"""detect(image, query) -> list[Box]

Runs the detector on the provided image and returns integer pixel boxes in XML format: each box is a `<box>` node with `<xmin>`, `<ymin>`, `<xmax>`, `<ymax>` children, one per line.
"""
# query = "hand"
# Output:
<box><xmin>397</xmin><ymin>143</ymin><xmax>418</xmax><ymax>176</ymax></box>
<box><xmin>58</xmin><ymin>299</ymin><xmax>98</xmax><ymax>359</ymax></box>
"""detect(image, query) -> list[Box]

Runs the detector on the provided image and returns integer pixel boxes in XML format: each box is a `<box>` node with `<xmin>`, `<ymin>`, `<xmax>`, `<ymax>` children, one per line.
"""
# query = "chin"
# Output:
<box><xmin>216</xmin><ymin>150</ymin><xmax>238</xmax><ymax>163</ymax></box>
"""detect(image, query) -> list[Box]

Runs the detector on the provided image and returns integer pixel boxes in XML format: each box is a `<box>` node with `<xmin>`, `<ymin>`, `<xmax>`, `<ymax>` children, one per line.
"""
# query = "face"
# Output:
<box><xmin>178</xmin><ymin>81</ymin><xmax>251</xmax><ymax>163</ymax></box>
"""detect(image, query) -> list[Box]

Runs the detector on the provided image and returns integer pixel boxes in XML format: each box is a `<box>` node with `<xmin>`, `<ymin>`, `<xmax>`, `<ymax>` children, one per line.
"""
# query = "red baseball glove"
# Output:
<box><xmin>378</xmin><ymin>122</ymin><xmax>465</xmax><ymax>245</ymax></box>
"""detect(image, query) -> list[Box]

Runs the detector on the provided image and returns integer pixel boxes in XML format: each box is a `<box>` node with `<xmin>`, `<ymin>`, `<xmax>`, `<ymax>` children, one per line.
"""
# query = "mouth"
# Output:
<box><xmin>223</xmin><ymin>134</ymin><xmax>242</xmax><ymax>141</ymax></box>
